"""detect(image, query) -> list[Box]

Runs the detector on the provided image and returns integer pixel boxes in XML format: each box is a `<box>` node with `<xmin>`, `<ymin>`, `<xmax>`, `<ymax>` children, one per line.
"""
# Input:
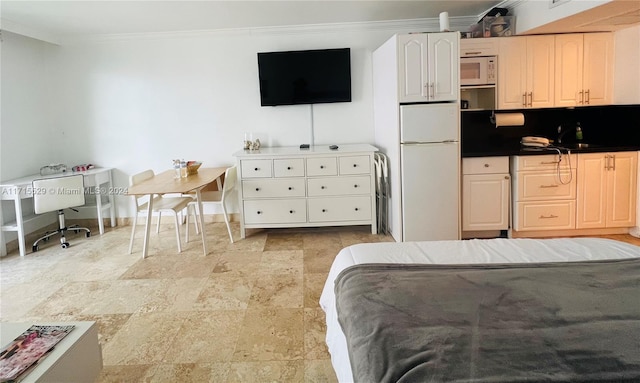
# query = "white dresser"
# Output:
<box><xmin>233</xmin><ymin>144</ymin><xmax>378</xmax><ymax>238</ymax></box>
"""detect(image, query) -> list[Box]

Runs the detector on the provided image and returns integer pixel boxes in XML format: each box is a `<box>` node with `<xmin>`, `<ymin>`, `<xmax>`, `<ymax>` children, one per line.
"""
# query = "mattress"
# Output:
<box><xmin>319</xmin><ymin>237</ymin><xmax>640</xmax><ymax>383</ymax></box>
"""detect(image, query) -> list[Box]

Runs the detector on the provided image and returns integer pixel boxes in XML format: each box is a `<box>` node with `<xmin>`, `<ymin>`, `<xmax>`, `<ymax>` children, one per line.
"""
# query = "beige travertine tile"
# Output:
<box><xmin>303</xmin><ymin>247</ymin><xmax>343</xmax><ymax>274</ymax></box>
<box><xmin>249</xmin><ymin>273</ymin><xmax>304</xmax><ymax>308</ymax></box>
<box><xmin>233</xmin><ymin>308</ymin><xmax>304</xmax><ymax>361</ymax></box>
<box><xmin>98</xmin><ymin>364</ymin><xmax>157</xmax><ymax>382</ymax></box>
<box><xmin>264</xmin><ymin>232</ymin><xmax>304</xmax><ymax>251</ymax></box>
<box><xmin>227</xmin><ymin>360</ymin><xmax>304</xmax><ymax>383</ymax></box>
<box><xmin>193</xmin><ymin>274</ymin><xmax>253</xmax><ymax>310</ymax></box>
<box><xmin>149</xmin><ymin>363</ymin><xmax>230</xmax><ymax>383</ymax></box>
<box><xmin>304</xmin><ymin>308</ymin><xmax>331</xmax><ymax>360</ymax></box>
<box><xmin>163</xmin><ymin>310</ymin><xmax>245</xmax><ymax>363</ymax></box>
<box><xmin>304</xmin><ymin>359</ymin><xmax>339</xmax><ymax>383</ymax></box>
<box><xmin>259</xmin><ymin>250</ymin><xmax>304</xmax><ymax>275</ymax></box>
<box><xmin>304</xmin><ymin>273</ymin><xmax>327</xmax><ymax>309</ymax></box>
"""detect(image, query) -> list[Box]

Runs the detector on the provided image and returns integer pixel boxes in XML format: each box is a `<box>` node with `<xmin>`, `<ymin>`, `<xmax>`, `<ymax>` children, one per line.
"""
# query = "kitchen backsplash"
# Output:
<box><xmin>462</xmin><ymin>105</ymin><xmax>640</xmax><ymax>155</ymax></box>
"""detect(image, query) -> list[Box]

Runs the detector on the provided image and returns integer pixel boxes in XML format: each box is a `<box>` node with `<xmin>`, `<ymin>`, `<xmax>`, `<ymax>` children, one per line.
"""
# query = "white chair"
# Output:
<box><xmin>187</xmin><ymin>166</ymin><xmax>236</xmax><ymax>243</ymax></box>
<box><xmin>32</xmin><ymin>174</ymin><xmax>91</xmax><ymax>252</ymax></box>
<box><xmin>128</xmin><ymin>169</ymin><xmax>193</xmax><ymax>255</ymax></box>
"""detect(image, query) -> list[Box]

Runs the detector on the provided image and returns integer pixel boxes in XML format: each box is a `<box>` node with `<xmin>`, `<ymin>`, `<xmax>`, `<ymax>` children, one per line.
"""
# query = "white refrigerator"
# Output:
<box><xmin>399</xmin><ymin>103</ymin><xmax>460</xmax><ymax>241</ymax></box>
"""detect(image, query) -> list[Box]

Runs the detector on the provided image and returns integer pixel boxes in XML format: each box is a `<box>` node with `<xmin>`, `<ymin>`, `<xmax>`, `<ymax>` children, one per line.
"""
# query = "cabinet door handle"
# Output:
<box><xmin>578</xmin><ymin>90</ymin><xmax>584</xmax><ymax>104</ymax></box>
<box><xmin>611</xmin><ymin>154</ymin><xmax>616</xmax><ymax>171</ymax></box>
<box><xmin>539</xmin><ymin>214</ymin><xmax>558</xmax><ymax>219</ymax></box>
<box><xmin>463</xmin><ymin>51</ymin><xmax>482</xmax><ymax>56</ymax></box>
<box><xmin>528</xmin><ymin>92</ymin><xmax>533</xmax><ymax>107</ymax></box>
<box><xmin>604</xmin><ymin>155</ymin><xmax>610</xmax><ymax>170</ymax></box>
<box><xmin>429</xmin><ymin>83</ymin><xmax>435</xmax><ymax>98</ymax></box>
<box><xmin>540</xmin><ymin>161</ymin><xmax>559</xmax><ymax>165</ymax></box>
<box><xmin>584</xmin><ymin>89</ymin><xmax>590</xmax><ymax>105</ymax></box>
<box><xmin>522</xmin><ymin>93</ymin><xmax>527</xmax><ymax>107</ymax></box>
<box><xmin>539</xmin><ymin>184</ymin><xmax>559</xmax><ymax>188</ymax></box>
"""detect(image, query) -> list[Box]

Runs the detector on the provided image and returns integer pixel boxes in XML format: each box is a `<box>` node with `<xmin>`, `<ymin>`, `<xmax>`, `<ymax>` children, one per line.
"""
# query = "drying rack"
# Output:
<box><xmin>374</xmin><ymin>152</ymin><xmax>390</xmax><ymax>235</ymax></box>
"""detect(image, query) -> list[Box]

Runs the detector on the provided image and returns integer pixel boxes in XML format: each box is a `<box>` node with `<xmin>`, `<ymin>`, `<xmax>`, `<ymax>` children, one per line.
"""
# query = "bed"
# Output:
<box><xmin>319</xmin><ymin>237</ymin><xmax>640</xmax><ymax>383</ymax></box>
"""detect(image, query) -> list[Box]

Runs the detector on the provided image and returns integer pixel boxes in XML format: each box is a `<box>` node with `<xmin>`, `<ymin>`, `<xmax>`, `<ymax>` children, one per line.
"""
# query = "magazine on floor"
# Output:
<box><xmin>0</xmin><ymin>325</ymin><xmax>75</xmax><ymax>382</ymax></box>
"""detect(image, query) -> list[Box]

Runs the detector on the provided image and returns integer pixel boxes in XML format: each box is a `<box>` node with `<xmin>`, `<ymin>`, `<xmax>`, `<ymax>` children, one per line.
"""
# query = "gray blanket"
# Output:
<box><xmin>335</xmin><ymin>258</ymin><xmax>640</xmax><ymax>382</ymax></box>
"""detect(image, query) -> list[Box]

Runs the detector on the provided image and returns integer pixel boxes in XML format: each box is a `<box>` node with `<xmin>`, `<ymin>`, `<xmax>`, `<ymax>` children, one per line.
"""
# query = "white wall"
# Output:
<box><xmin>3</xmin><ymin>22</ymin><xmax>441</xmax><ymax>221</ymax></box>
<box><xmin>510</xmin><ymin>0</ymin><xmax>610</xmax><ymax>33</ymax></box>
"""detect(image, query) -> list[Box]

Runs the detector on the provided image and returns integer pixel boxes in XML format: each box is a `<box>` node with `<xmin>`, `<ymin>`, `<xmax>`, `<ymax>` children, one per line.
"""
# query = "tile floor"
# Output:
<box><xmin>1</xmin><ymin>222</ymin><xmax>638</xmax><ymax>382</ymax></box>
<box><xmin>0</xmin><ymin>222</ymin><xmax>392</xmax><ymax>382</ymax></box>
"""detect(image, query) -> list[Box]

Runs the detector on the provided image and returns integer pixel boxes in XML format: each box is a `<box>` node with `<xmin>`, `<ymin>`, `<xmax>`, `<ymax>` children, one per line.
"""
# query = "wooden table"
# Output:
<box><xmin>127</xmin><ymin>167</ymin><xmax>227</xmax><ymax>258</ymax></box>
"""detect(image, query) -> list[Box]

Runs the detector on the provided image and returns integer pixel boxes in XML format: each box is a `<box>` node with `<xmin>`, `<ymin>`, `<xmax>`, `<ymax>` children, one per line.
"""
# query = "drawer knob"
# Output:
<box><xmin>287</xmin><ymin>166</ymin><xmax>291</xmax><ymax>170</ymax></box>
<box><xmin>255</xmin><ymin>188</ymin><xmax>260</xmax><ymax>191</ymax></box>
<box><xmin>289</xmin><ymin>210</ymin><xmax>294</xmax><ymax>214</ymax></box>
<box><xmin>354</xmin><ymin>207</ymin><xmax>359</xmax><ymax>211</ymax></box>
<box><xmin>320</xmin><ymin>165</ymin><xmax>325</xmax><ymax>169</ymax></box>
<box><xmin>322</xmin><ymin>209</ymin><xmax>327</xmax><ymax>212</ymax></box>
<box><xmin>288</xmin><ymin>187</ymin><xmax>293</xmax><ymax>190</ymax></box>
<box><xmin>321</xmin><ymin>186</ymin><xmax>326</xmax><ymax>189</ymax></box>
<box><xmin>484</xmin><ymin>164</ymin><xmax>490</xmax><ymax>167</ymax></box>
<box><xmin>354</xmin><ymin>184</ymin><xmax>358</xmax><ymax>188</ymax></box>
<box><xmin>257</xmin><ymin>211</ymin><xmax>262</xmax><ymax>215</ymax></box>
<box><xmin>254</xmin><ymin>167</ymin><xmax>259</xmax><ymax>171</ymax></box>
<box><xmin>353</xmin><ymin>164</ymin><xmax>357</xmax><ymax>167</ymax></box>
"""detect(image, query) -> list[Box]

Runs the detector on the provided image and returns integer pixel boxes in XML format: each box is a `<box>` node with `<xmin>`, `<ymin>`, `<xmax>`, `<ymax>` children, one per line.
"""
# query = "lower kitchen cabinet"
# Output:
<box><xmin>234</xmin><ymin>144</ymin><xmax>378</xmax><ymax>239</ymax></box>
<box><xmin>462</xmin><ymin>157</ymin><xmax>510</xmax><ymax>234</ymax></box>
<box><xmin>510</xmin><ymin>153</ymin><xmax>577</xmax><ymax>233</ymax></box>
<box><xmin>576</xmin><ymin>151</ymin><xmax>638</xmax><ymax>229</ymax></box>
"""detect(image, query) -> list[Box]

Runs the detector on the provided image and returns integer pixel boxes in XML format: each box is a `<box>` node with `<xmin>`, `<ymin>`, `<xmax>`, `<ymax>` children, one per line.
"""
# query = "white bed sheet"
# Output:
<box><xmin>319</xmin><ymin>237</ymin><xmax>640</xmax><ymax>383</ymax></box>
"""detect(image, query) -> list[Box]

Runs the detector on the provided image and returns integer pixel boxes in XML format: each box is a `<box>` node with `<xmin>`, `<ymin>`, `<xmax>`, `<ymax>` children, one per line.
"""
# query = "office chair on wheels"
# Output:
<box><xmin>32</xmin><ymin>174</ymin><xmax>91</xmax><ymax>252</ymax></box>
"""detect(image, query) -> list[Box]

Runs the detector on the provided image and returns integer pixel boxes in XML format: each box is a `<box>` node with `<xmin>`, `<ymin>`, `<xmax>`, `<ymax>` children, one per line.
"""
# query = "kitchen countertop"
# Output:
<box><xmin>462</xmin><ymin>142</ymin><xmax>640</xmax><ymax>158</ymax></box>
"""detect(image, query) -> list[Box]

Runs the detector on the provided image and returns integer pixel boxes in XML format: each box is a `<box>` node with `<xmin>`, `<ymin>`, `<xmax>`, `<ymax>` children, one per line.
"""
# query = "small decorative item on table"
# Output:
<box><xmin>186</xmin><ymin>161</ymin><xmax>202</xmax><ymax>176</ymax></box>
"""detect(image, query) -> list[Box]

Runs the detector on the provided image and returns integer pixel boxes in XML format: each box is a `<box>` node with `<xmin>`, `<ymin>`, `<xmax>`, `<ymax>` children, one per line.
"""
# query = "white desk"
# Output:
<box><xmin>0</xmin><ymin>321</ymin><xmax>102</xmax><ymax>382</ymax></box>
<box><xmin>0</xmin><ymin>168</ymin><xmax>116</xmax><ymax>257</ymax></box>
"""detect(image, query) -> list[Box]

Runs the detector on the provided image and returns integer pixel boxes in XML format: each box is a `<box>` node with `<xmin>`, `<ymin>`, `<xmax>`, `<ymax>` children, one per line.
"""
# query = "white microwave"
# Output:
<box><xmin>460</xmin><ymin>56</ymin><xmax>496</xmax><ymax>86</ymax></box>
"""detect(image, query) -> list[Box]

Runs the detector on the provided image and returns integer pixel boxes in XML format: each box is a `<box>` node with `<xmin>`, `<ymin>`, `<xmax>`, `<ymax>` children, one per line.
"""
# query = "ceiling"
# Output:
<box><xmin>1</xmin><ymin>0</ymin><xmax>503</xmax><ymax>44</ymax></box>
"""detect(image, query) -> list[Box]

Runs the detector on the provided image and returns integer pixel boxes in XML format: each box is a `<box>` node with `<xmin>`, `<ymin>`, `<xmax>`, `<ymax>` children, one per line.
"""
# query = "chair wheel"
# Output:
<box><xmin>32</xmin><ymin>245</ymin><xmax>39</xmax><ymax>252</ymax></box>
<box><xmin>61</xmin><ymin>242</ymin><xmax>70</xmax><ymax>249</ymax></box>
<box><xmin>86</xmin><ymin>232</ymin><xmax>91</xmax><ymax>238</ymax></box>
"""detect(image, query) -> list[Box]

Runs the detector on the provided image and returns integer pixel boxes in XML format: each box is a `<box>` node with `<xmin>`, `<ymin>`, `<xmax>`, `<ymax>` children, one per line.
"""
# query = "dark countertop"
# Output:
<box><xmin>462</xmin><ymin>142</ymin><xmax>640</xmax><ymax>157</ymax></box>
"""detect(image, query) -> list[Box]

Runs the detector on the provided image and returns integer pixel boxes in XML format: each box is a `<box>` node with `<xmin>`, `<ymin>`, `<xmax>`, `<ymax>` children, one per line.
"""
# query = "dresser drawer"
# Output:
<box><xmin>308</xmin><ymin>196</ymin><xmax>372</xmax><ymax>222</ymax></box>
<box><xmin>307</xmin><ymin>157</ymin><xmax>338</xmax><ymax>176</ymax></box>
<box><xmin>514</xmin><ymin>201</ymin><xmax>576</xmax><ymax>231</ymax></box>
<box><xmin>339</xmin><ymin>156</ymin><xmax>371</xmax><ymax>175</ymax></box>
<box><xmin>307</xmin><ymin>176</ymin><xmax>371</xmax><ymax>197</ymax></box>
<box><xmin>462</xmin><ymin>156</ymin><xmax>509</xmax><ymax>175</ymax></box>
<box><xmin>243</xmin><ymin>199</ymin><xmax>307</xmax><ymax>224</ymax></box>
<box><xmin>511</xmin><ymin>154</ymin><xmax>576</xmax><ymax>171</ymax></box>
<box><xmin>274</xmin><ymin>159</ymin><xmax>305</xmax><ymax>178</ymax></box>
<box><xmin>242</xmin><ymin>179</ymin><xmax>306</xmax><ymax>198</ymax></box>
<box><xmin>514</xmin><ymin>170</ymin><xmax>576</xmax><ymax>201</ymax></box>
<box><xmin>241</xmin><ymin>159</ymin><xmax>272</xmax><ymax>178</ymax></box>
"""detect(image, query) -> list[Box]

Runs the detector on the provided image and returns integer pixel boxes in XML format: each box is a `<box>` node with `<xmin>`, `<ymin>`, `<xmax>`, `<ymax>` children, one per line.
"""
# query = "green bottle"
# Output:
<box><xmin>575</xmin><ymin>122</ymin><xmax>583</xmax><ymax>141</ymax></box>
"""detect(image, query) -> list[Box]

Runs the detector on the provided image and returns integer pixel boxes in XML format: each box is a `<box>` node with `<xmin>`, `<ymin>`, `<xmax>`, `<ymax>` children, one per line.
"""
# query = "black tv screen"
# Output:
<box><xmin>258</xmin><ymin>48</ymin><xmax>351</xmax><ymax>106</ymax></box>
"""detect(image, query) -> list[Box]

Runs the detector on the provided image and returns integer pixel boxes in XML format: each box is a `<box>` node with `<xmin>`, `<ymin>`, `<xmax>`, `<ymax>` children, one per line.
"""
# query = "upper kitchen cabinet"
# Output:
<box><xmin>555</xmin><ymin>33</ymin><xmax>613</xmax><ymax>107</ymax></box>
<box><xmin>398</xmin><ymin>32</ymin><xmax>459</xmax><ymax>103</ymax></box>
<box><xmin>498</xmin><ymin>35</ymin><xmax>555</xmax><ymax>110</ymax></box>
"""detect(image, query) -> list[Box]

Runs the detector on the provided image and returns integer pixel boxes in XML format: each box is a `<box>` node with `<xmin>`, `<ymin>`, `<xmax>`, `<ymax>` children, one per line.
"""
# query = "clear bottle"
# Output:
<box><xmin>173</xmin><ymin>159</ymin><xmax>181</xmax><ymax>179</ymax></box>
<box><xmin>180</xmin><ymin>159</ymin><xmax>188</xmax><ymax>178</ymax></box>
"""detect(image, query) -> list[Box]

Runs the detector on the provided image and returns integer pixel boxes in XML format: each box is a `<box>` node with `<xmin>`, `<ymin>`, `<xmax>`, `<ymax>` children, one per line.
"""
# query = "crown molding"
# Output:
<box><xmin>32</xmin><ymin>16</ymin><xmax>480</xmax><ymax>45</ymax></box>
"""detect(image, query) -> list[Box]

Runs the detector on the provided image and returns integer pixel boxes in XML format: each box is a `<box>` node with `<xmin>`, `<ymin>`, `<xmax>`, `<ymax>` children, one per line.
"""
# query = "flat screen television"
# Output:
<box><xmin>257</xmin><ymin>48</ymin><xmax>351</xmax><ymax>106</ymax></box>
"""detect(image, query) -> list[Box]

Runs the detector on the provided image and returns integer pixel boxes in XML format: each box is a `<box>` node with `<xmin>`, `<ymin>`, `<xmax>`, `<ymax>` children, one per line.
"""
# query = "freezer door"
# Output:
<box><xmin>401</xmin><ymin>142</ymin><xmax>460</xmax><ymax>241</ymax></box>
<box><xmin>400</xmin><ymin>103</ymin><xmax>459</xmax><ymax>143</ymax></box>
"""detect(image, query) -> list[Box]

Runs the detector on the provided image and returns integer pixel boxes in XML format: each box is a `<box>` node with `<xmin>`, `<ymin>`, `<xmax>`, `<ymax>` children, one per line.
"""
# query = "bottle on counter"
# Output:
<box><xmin>180</xmin><ymin>159</ymin><xmax>188</xmax><ymax>178</ymax></box>
<box><xmin>173</xmin><ymin>159</ymin><xmax>181</xmax><ymax>179</ymax></box>
<box><xmin>575</xmin><ymin>122</ymin><xmax>583</xmax><ymax>142</ymax></box>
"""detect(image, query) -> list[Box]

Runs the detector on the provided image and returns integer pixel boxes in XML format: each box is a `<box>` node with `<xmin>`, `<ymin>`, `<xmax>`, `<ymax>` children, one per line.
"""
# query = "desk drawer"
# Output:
<box><xmin>241</xmin><ymin>160</ymin><xmax>272</xmax><ymax>178</ymax></box>
<box><xmin>308</xmin><ymin>196</ymin><xmax>371</xmax><ymax>222</ymax></box>
<box><xmin>515</xmin><ymin>170</ymin><xmax>576</xmax><ymax>201</ymax></box>
<box><xmin>243</xmin><ymin>199</ymin><xmax>307</xmax><ymax>224</ymax></box>
<box><xmin>242</xmin><ymin>179</ymin><xmax>306</xmax><ymax>198</ymax></box>
<box><xmin>307</xmin><ymin>176</ymin><xmax>371</xmax><ymax>197</ymax></box>
<box><xmin>514</xmin><ymin>201</ymin><xmax>575</xmax><ymax>231</ymax></box>
<box><xmin>307</xmin><ymin>157</ymin><xmax>338</xmax><ymax>176</ymax></box>
<box><xmin>512</xmin><ymin>154</ymin><xmax>576</xmax><ymax>171</ymax></box>
<box><xmin>339</xmin><ymin>156</ymin><xmax>371</xmax><ymax>175</ymax></box>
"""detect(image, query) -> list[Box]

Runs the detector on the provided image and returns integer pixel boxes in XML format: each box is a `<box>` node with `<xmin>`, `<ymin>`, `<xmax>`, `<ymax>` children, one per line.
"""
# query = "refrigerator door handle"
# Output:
<box><xmin>442</xmin><ymin>139</ymin><xmax>458</xmax><ymax>144</ymax></box>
